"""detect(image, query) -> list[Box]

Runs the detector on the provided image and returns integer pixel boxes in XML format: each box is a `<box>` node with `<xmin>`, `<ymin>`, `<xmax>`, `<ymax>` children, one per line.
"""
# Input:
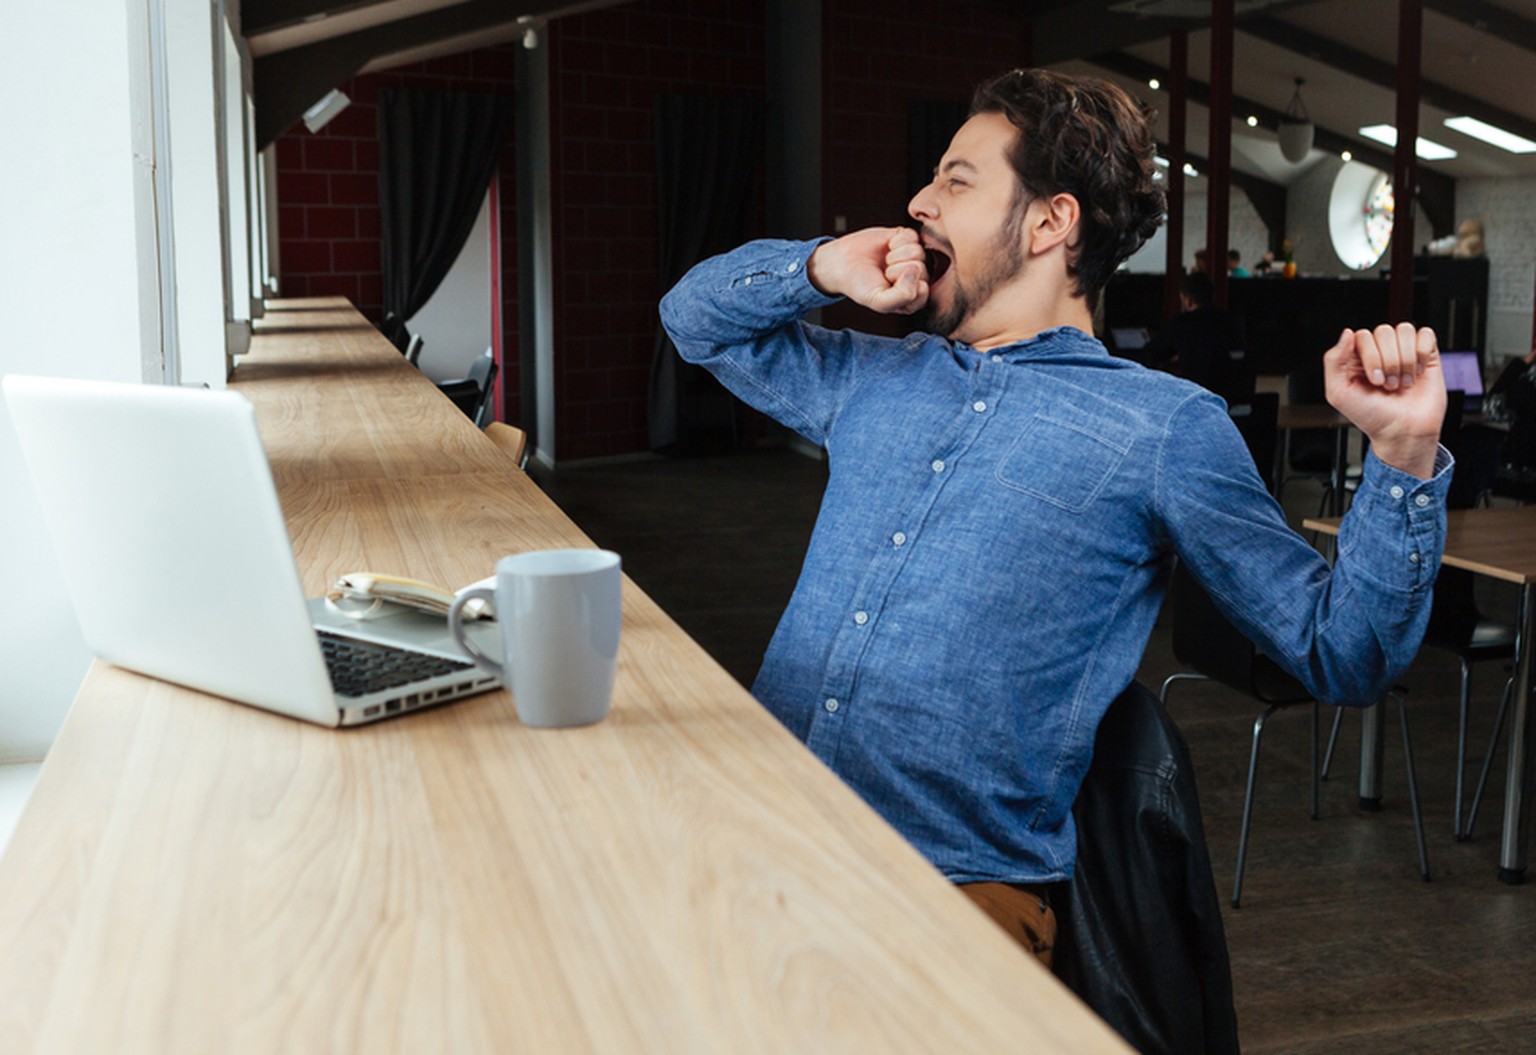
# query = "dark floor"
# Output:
<box><xmin>535</xmin><ymin>444</ymin><xmax>1536</xmax><ymax>1054</ymax></box>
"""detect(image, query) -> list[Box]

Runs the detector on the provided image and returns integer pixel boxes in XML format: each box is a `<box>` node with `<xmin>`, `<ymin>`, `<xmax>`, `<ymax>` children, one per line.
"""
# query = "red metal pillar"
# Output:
<box><xmin>1164</xmin><ymin>31</ymin><xmax>1188</xmax><ymax>322</ymax></box>
<box><xmin>1390</xmin><ymin>0</ymin><xmax>1423</xmax><ymax>323</ymax></box>
<box><xmin>1207</xmin><ymin>0</ymin><xmax>1234</xmax><ymax>310</ymax></box>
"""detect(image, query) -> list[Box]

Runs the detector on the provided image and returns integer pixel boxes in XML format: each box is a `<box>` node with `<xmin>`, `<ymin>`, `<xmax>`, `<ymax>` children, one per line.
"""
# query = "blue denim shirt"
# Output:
<box><xmin>660</xmin><ymin>239</ymin><xmax>1453</xmax><ymax>884</ymax></box>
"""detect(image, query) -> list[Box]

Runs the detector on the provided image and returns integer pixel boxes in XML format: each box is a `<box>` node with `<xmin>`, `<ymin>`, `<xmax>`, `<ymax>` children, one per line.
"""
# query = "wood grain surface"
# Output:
<box><xmin>0</xmin><ymin>298</ymin><xmax>1127</xmax><ymax>1053</ymax></box>
<box><xmin>1305</xmin><ymin>506</ymin><xmax>1536</xmax><ymax>585</ymax></box>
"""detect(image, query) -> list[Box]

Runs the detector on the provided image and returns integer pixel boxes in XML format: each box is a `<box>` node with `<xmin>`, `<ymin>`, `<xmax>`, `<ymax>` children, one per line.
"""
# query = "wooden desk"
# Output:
<box><xmin>0</xmin><ymin>298</ymin><xmax>1125</xmax><ymax>1052</ymax></box>
<box><xmin>1306</xmin><ymin>507</ymin><xmax>1536</xmax><ymax>883</ymax></box>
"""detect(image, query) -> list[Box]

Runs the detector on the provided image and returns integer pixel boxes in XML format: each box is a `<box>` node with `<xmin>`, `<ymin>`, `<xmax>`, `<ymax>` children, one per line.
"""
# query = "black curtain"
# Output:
<box><xmin>378</xmin><ymin>89</ymin><xmax>514</xmax><ymax>350</ymax></box>
<box><xmin>648</xmin><ymin>95</ymin><xmax>765</xmax><ymax>452</ymax></box>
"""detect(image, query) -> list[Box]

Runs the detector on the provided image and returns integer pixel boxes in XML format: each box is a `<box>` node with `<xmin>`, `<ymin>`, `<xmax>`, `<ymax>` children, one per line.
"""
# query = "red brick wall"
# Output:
<box><xmin>820</xmin><ymin>0</ymin><xmax>1033</xmax><ymax>335</ymax></box>
<box><xmin>273</xmin><ymin>50</ymin><xmax>521</xmax><ymax>415</ymax></box>
<box><xmin>547</xmin><ymin>0</ymin><xmax>767</xmax><ymax>460</ymax></box>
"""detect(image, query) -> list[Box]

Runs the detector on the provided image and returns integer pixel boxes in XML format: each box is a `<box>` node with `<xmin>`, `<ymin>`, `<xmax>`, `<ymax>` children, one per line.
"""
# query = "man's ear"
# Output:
<box><xmin>1028</xmin><ymin>193</ymin><xmax>1081</xmax><ymax>257</ymax></box>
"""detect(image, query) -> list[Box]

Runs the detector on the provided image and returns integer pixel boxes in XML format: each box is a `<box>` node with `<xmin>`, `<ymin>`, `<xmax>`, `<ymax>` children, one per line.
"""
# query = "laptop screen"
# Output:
<box><xmin>1111</xmin><ymin>327</ymin><xmax>1151</xmax><ymax>351</ymax></box>
<box><xmin>1440</xmin><ymin>351</ymin><xmax>1483</xmax><ymax>397</ymax></box>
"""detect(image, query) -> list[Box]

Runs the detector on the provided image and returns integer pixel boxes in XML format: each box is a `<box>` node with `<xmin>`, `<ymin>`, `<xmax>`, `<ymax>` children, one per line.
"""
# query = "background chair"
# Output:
<box><xmin>485</xmin><ymin>422</ymin><xmax>529</xmax><ymax>470</ymax></box>
<box><xmin>437</xmin><ymin>348</ymin><xmax>498</xmax><ymax>428</ymax></box>
<box><xmin>1427</xmin><ymin>418</ymin><xmax>1516</xmax><ymax>838</ymax></box>
<box><xmin>1225</xmin><ymin>391</ymin><xmax>1278</xmax><ymax>493</ymax></box>
<box><xmin>1161</xmin><ymin>566</ymin><xmax>1430</xmax><ymax>906</ymax></box>
<box><xmin>404</xmin><ymin>332</ymin><xmax>425</xmax><ymax>368</ymax></box>
<box><xmin>1276</xmin><ymin>363</ymin><xmax>1336</xmax><ymax>507</ymax></box>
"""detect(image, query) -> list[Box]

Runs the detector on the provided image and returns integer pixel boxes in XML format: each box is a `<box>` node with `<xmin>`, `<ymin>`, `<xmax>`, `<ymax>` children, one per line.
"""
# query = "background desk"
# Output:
<box><xmin>0</xmin><ymin>299</ymin><xmax>1125</xmax><ymax>1053</ymax></box>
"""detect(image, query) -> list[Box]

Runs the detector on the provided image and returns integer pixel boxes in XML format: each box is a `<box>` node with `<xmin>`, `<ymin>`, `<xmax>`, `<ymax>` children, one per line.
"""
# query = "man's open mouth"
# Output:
<box><xmin>925</xmin><ymin>246</ymin><xmax>952</xmax><ymax>283</ymax></box>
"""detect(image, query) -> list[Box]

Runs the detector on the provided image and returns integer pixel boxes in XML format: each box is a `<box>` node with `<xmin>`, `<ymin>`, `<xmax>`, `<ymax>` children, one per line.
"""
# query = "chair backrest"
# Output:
<box><xmin>1168</xmin><ymin>562</ymin><xmax>1311</xmax><ymax>705</ymax></box>
<box><xmin>485</xmin><ymin>422</ymin><xmax>529</xmax><ymax>470</ymax></box>
<box><xmin>1285</xmin><ymin>361</ymin><xmax>1334</xmax><ymax>471</ymax></box>
<box><xmin>405</xmin><ymin>332</ymin><xmax>424</xmax><ymax>367</ymax></box>
<box><xmin>1226</xmin><ymin>391</ymin><xmax>1279</xmax><ymax>493</ymax></box>
<box><xmin>469</xmin><ymin>352</ymin><xmax>498</xmax><ymax>428</ymax></box>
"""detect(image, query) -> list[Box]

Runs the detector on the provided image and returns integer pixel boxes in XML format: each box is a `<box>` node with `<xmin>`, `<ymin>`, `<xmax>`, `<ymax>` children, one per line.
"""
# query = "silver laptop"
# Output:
<box><xmin>3</xmin><ymin>375</ymin><xmax>502</xmax><ymax>727</ymax></box>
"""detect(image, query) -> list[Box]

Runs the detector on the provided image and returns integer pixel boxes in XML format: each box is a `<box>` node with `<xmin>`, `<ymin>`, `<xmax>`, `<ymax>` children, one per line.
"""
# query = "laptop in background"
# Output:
<box><xmin>1440</xmin><ymin>351</ymin><xmax>1484</xmax><ymax>399</ymax></box>
<box><xmin>2</xmin><ymin>375</ymin><xmax>502</xmax><ymax>727</ymax></box>
<box><xmin>1111</xmin><ymin>326</ymin><xmax>1152</xmax><ymax>353</ymax></box>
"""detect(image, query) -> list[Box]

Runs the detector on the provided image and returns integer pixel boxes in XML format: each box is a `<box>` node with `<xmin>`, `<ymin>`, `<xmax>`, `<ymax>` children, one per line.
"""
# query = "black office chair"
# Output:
<box><xmin>437</xmin><ymin>349</ymin><xmax>498</xmax><ymax>427</ymax></box>
<box><xmin>1426</xmin><ymin>420</ymin><xmax>1515</xmax><ymax>839</ymax></box>
<box><xmin>1277</xmin><ymin>363</ymin><xmax>1337</xmax><ymax>510</ymax></box>
<box><xmin>1225</xmin><ymin>392</ymin><xmax>1278</xmax><ymax>493</ymax></box>
<box><xmin>1160</xmin><ymin>565</ymin><xmax>1430</xmax><ymax>907</ymax></box>
<box><xmin>404</xmin><ymin>332</ymin><xmax>425</xmax><ymax>368</ymax></box>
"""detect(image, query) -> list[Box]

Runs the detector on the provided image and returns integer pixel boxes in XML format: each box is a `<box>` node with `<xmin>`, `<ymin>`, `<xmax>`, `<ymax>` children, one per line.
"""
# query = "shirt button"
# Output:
<box><xmin>854</xmin><ymin>610</ymin><xmax>869</xmax><ymax>625</ymax></box>
<box><xmin>787</xmin><ymin>261</ymin><xmax>799</xmax><ymax>273</ymax></box>
<box><xmin>932</xmin><ymin>459</ymin><xmax>946</xmax><ymax>473</ymax></box>
<box><xmin>991</xmin><ymin>354</ymin><xmax>1003</xmax><ymax>363</ymax></box>
<box><xmin>824</xmin><ymin>697</ymin><xmax>839</xmax><ymax>713</ymax></box>
<box><xmin>972</xmin><ymin>400</ymin><xmax>987</xmax><ymax>413</ymax></box>
<box><xmin>744</xmin><ymin>276</ymin><xmax>753</xmax><ymax>286</ymax></box>
<box><xmin>1389</xmin><ymin>485</ymin><xmax>1404</xmax><ymax>500</ymax></box>
<box><xmin>1409</xmin><ymin>552</ymin><xmax>1421</xmax><ymax>564</ymax></box>
<box><xmin>1414</xmin><ymin>493</ymin><xmax>1430</xmax><ymax>507</ymax></box>
<box><xmin>892</xmin><ymin>531</ymin><xmax>907</xmax><ymax>547</ymax></box>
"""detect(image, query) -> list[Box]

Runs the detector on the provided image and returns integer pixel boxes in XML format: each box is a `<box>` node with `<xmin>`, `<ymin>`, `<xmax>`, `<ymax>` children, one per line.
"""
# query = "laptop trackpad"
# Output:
<box><xmin>307</xmin><ymin>598</ymin><xmax>505</xmax><ymax>665</ymax></box>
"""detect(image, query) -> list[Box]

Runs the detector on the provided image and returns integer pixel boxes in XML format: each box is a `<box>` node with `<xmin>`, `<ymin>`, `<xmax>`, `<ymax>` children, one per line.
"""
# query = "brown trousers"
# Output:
<box><xmin>958</xmin><ymin>882</ymin><xmax>1057</xmax><ymax>969</ymax></box>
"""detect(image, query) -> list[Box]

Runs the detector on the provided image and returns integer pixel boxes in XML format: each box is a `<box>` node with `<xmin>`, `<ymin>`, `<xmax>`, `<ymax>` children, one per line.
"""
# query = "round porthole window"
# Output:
<box><xmin>1329</xmin><ymin>161</ymin><xmax>1394</xmax><ymax>271</ymax></box>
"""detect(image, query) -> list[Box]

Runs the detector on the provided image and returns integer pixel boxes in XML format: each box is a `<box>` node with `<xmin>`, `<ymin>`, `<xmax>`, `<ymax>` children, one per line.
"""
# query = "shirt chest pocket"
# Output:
<box><xmin>994</xmin><ymin>413</ymin><xmax>1133</xmax><ymax>514</ymax></box>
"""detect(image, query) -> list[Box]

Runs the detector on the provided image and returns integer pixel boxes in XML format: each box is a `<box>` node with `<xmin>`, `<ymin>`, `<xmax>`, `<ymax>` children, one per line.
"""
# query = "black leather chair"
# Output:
<box><xmin>1054</xmin><ymin>680</ymin><xmax>1240</xmax><ymax>1055</ymax></box>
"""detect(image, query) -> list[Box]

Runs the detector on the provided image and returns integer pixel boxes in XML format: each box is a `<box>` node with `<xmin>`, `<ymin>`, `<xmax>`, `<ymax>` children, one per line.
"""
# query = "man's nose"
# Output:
<box><xmin>908</xmin><ymin>183</ymin><xmax>936</xmax><ymax>223</ymax></box>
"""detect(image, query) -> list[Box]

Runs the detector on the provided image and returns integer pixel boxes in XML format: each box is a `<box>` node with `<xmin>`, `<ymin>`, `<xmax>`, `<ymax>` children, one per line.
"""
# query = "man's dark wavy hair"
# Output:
<box><xmin>971</xmin><ymin>68</ymin><xmax>1165</xmax><ymax>312</ymax></box>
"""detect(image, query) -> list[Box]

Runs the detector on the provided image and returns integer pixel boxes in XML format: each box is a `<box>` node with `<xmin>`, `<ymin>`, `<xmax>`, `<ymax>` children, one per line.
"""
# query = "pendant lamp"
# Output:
<box><xmin>1278</xmin><ymin>77</ymin><xmax>1314</xmax><ymax>163</ymax></box>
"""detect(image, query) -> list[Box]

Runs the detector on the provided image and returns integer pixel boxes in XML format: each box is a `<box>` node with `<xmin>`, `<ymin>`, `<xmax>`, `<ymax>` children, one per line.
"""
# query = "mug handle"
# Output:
<box><xmin>448</xmin><ymin>587</ymin><xmax>505</xmax><ymax>679</ymax></box>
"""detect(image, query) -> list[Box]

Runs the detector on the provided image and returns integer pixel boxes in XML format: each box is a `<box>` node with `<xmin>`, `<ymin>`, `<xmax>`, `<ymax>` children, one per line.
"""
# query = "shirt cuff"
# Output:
<box><xmin>727</xmin><ymin>238</ymin><xmax>840</xmax><ymax>313</ymax></box>
<box><xmin>1336</xmin><ymin>445</ymin><xmax>1453</xmax><ymax>592</ymax></box>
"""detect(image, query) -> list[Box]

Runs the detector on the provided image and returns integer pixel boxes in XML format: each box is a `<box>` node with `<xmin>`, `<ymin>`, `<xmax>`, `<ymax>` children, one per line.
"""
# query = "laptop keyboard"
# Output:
<box><xmin>317</xmin><ymin>630</ymin><xmax>474</xmax><ymax>699</ymax></box>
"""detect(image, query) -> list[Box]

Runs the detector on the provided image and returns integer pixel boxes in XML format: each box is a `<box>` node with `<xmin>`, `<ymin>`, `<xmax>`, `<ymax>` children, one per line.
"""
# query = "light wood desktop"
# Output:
<box><xmin>0</xmin><ymin>298</ymin><xmax>1126</xmax><ymax>1053</ymax></box>
<box><xmin>1306</xmin><ymin>506</ymin><xmax>1536</xmax><ymax>883</ymax></box>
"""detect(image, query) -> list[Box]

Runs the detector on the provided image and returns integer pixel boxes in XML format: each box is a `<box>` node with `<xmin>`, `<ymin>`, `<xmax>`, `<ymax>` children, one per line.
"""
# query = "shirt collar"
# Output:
<box><xmin>950</xmin><ymin>325</ymin><xmax>1110</xmax><ymax>366</ymax></box>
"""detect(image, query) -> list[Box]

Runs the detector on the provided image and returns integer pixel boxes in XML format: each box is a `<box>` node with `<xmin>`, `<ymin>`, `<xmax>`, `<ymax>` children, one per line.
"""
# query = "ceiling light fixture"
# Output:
<box><xmin>301</xmin><ymin>89</ymin><xmax>350</xmax><ymax>134</ymax></box>
<box><xmin>1358</xmin><ymin>124</ymin><xmax>1458</xmax><ymax>160</ymax></box>
<box><xmin>518</xmin><ymin>14</ymin><xmax>543</xmax><ymax>49</ymax></box>
<box><xmin>1149</xmin><ymin>77</ymin><xmax>1161</xmax><ymax>90</ymax></box>
<box><xmin>1444</xmin><ymin>115</ymin><xmax>1536</xmax><ymax>153</ymax></box>
<box><xmin>1278</xmin><ymin>77</ymin><xmax>1314</xmax><ymax>163</ymax></box>
<box><xmin>1341</xmin><ymin>150</ymin><xmax>1353</xmax><ymax>162</ymax></box>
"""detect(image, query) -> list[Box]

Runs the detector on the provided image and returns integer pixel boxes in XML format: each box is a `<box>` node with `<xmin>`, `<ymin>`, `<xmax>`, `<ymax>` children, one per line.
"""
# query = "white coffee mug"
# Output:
<box><xmin>448</xmin><ymin>549</ymin><xmax>622</xmax><ymax>728</ymax></box>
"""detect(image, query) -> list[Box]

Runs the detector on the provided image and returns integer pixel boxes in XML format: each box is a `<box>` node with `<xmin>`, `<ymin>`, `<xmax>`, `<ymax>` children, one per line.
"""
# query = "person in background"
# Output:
<box><xmin>1143</xmin><ymin>270</ymin><xmax>1252</xmax><ymax>403</ymax></box>
<box><xmin>660</xmin><ymin>67</ymin><xmax>1450</xmax><ymax>968</ymax></box>
<box><xmin>1191</xmin><ymin>247</ymin><xmax>1210</xmax><ymax>273</ymax></box>
<box><xmin>1227</xmin><ymin>248</ymin><xmax>1250</xmax><ymax>277</ymax></box>
<box><xmin>1490</xmin><ymin>346</ymin><xmax>1536</xmax><ymax>477</ymax></box>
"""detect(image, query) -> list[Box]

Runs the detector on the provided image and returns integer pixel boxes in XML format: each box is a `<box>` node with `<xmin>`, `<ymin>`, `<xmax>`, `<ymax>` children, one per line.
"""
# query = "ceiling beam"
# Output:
<box><xmin>1090</xmin><ymin>50</ymin><xmax>1455</xmax><ymax>237</ymax></box>
<box><xmin>254</xmin><ymin>0</ymin><xmax>572</xmax><ymax>147</ymax></box>
<box><xmin>1424</xmin><ymin>0</ymin><xmax>1536</xmax><ymax>55</ymax></box>
<box><xmin>1158</xmin><ymin>140</ymin><xmax>1289</xmax><ymax>248</ymax></box>
<box><xmin>1242</xmin><ymin>15</ymin><xmax>1536</xmax><ymax>146</ymax></box>
<box><xmin>242</xmin><ymin>0</ymin><xmax>380</xmax><ymax>37</ymax></box>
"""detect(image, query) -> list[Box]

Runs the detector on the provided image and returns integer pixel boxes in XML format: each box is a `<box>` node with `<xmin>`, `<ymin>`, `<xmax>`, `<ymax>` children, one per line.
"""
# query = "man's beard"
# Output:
<box><xmin>928</xmin><ymin>203</ymin><xmax>1028</xmax><ymax>339</ymax></box>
